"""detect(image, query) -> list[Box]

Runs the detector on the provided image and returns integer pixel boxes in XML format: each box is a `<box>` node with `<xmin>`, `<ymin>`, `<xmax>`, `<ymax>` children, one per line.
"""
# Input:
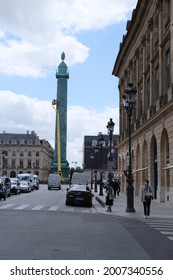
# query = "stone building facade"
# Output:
<box><xmin>0</xmin><ymin>131</ymin><xmax>54</xmax><ymax>181</ymax></box>
<box><xmin>112</xmin><ymin>0</ymin><xmax>173</xmax><ymax>204</ymax></box>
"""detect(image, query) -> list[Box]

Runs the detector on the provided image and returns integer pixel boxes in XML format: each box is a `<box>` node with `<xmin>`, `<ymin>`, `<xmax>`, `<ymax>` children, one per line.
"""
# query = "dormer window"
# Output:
<box><xmin>20</xmin><ymin>138</ymin><xmax>25</xmax><ymax>145</ymax></box>
<box><xmin>4</xmin><ymin>139</ymin><xmax>9</xmax><ymax>144</ymax></box>
<box><xmin>28</xmin><ymin>139</ymin><xmax>33</xmax><ymax>145</ymax></box>
<box><xmin>12</xmin><ymin>139</ymin><xmax>17</xmax><ymax>145</ymax></box>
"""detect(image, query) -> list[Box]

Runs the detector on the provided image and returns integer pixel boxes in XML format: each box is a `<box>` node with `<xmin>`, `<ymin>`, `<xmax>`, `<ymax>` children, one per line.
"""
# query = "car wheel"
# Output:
<box><xmin>65</xmin><ymin>200</ymin><xmax>70</xmax><ymax>206</ymax></box>
<box><xmin>8</xmin><ymin>192</ymin><xmax>11</xmax><ymax>197</ymax></box>
<box><xmin>4</xmin><ymin>196</ymin><xmax>6</xmax><ymax>201</ymax></box>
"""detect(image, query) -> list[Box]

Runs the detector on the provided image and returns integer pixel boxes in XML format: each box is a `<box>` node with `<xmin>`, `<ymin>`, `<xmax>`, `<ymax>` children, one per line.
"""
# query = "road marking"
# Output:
<box><xmin>48</xmin><ymin>206</ymin><xmax>59</xmax><ymax>211</ymax></box>
<box><xmin>160</xmin><ymin>231</ymin><xmax>173</xmax><ymax>235</ymax></box>
<box><xmin>148</xmin><ymin>223</ymin><xmax>173</xmax><ymax>226</ymax></box>
<box><xmin>168</xmin><ymin>237</ymin><xmax>173</xmax><ymax>240</ymax></box>
<box><xmin>0</xmin><ymin>204</ymin><xmax>14</xmax><ymax>209</ymax></box>
<box><xmin>155</xmin><ymin>227</ymin><xmax>173</xmax><ymax>230</ymax></box>
<box><xmin>31</xmin><ymin>205</ymin><xmax>44</xmax><ymax>210</ymax></box>
<box><xmin>64</xmin><ymin>208</ymin><xmax>75</xmax><ymax>212</ymax></box>
<box><xmin>15</xmin><ymin>204</ymin><xmax>29</xmax><ymax>210</ymax></box>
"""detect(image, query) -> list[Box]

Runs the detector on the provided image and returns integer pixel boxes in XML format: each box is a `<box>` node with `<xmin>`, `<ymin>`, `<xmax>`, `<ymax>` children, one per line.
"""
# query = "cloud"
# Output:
<box><xmin>0</xmin><ymin>0</ymin><xmax>137</xmax><ymax>77</ymax></box>
<box><xmin>0</xmin><ymin>91</ymin><xmax>119</xmax><ymax>167</ymax></box>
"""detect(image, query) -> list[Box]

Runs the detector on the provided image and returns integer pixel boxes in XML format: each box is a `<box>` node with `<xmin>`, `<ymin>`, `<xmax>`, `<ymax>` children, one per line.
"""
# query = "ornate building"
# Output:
<box><xmin>112</xmin><ymin>0</ymin><xmax>173</xmax><ymax>204</ymax></box>
<box><xmin>0</xmin><ymin>131</ymin><xmax>54</xmax><ymax>181</ymax></box>
<box><xmin>83</xmin><ymin>134</ymin><xmax>119</xmax><ymax>179</ymax></box>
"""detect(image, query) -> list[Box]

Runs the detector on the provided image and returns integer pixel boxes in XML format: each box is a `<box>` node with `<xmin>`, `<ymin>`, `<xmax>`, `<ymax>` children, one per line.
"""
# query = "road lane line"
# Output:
<box><xmin>155</xmin><ymin>228</ymin><xmax>173</xmax><ymax>230</ymax></box>
<box><xmin>31</xmin><ymin>205</ymin><xmax>44</xmax><ymax>210</ymax></box>
<box><xmin>168</xmin><ymin>237</ymin><xmax>173</xmax><ymax>240</ymax></box>
<box><xmin>48</xmin><ymin>206</ymin><xmax>59</xmax><ymax>211</ymax></box>
<box><xmin>0</xmin><ymin>204</ymin><xmax>14</xmax><ymax>209</ymax></box>
<box><xmin>160</xmin><ymin>231</ymin><xmax>173</xmax><ymax>235</ymax></box>
<box><xmin>15</xmin><ymin>204</ymin><xmax>29</xmax><ymax>210</ymax></box>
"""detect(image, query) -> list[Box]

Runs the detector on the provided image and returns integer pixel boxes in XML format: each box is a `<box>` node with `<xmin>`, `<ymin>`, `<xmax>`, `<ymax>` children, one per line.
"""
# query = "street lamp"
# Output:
<box><xmin>2</xmin><ymin>151</ymin><xmax>8</xmax><ymax>176</ymax></box>
<box><xmin>123</xmin><ymin>83</ymin><xmax>136</xmax><ymax>213</ymax></box>
<box><xmin>52</xmin><ymin>99</ymin><xmax>61</xmax><ymax>174</ymax></box>
<box><xmin>97</xmin><ymin>132</ymin><xmax>104</xmax><ymax>196</ymax></box>
<box><xmin>94</xmin><ymin>147</ymin><xmax>99</xmax><ymax>192</ymax></box>
<box><xmin>107</xmin><ymin>117</ymin><xmax>115</xmax><ymax>157</ymax></box>
<box><xmin>90</xmin><ymin>153</ymin><xmax>94</xmax><ymax>189</ymax></box>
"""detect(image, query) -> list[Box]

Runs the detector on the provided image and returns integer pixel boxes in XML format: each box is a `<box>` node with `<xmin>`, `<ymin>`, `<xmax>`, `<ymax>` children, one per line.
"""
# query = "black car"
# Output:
<box><xmin>0</xmin><ymin>176</ymin><xmax>11</xmax><ymax>200</ymax></box>
<box><xmin>66</xmin><ymin>184</ymin><xmax>93</xmax><ymax>207</ymax></box>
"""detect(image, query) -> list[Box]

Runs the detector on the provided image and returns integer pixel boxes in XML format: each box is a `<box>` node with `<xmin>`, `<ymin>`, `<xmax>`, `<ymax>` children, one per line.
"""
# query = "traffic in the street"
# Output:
<box><xmin>0</xmin><ymin>183</ymin><xmax>173</xmax><ymax>260</ymax></box>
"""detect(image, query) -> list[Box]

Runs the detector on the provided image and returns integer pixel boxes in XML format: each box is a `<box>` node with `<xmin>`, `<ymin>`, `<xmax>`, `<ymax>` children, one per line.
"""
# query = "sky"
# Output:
<box><xmin>0</xmin><ymin>0</ymin><xmax>138</xmax><ymax>168</ymax></box>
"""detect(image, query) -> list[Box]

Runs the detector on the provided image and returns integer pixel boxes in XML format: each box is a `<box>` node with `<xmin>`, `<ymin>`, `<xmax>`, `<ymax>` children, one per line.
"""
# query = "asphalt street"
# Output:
<box><xmin>0</xmin><ymin>184</ymin><xmax>173</xmax><ymax>260</ymax></box>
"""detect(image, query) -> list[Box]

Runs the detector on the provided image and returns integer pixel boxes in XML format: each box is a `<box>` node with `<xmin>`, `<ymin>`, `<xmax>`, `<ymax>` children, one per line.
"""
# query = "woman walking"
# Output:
<box><xmin>141</xmin><ymin>179</ymin><xmax>153</xmax><ymax>218</ymax></box>
<box><xmin>105</xmin><ymin>183</ymin><xmax>114</xmax><ymax>212</ymax></box>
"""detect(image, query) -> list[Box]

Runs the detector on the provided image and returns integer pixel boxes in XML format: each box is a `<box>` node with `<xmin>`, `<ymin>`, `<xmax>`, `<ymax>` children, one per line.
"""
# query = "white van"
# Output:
<box><xmin>17</xmin><ymin>173</ymin><xmax>35</xmax><ymax>191</ymax></box>
<box><xmin>33</xmin><ymin>175</ymin><xmax>39</xmax><ymax>190</ymax></box>
<box><xmin>71</xmin><ymin>172</ymin><xmax>88</xmax><ymax>185</ymax></box>
<box><xmin>48</xmin><ymin>173</ymin><xmax>61</xmax><ymax>190</ymax></box>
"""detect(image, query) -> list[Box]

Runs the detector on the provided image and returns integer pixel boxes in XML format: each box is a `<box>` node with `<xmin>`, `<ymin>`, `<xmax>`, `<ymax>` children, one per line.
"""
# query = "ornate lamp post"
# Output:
<box><xmin>107</xmin><ymin>118</ymin><xmax>115</xmax><ymax>176</ymax></box>
<box><xmin>97</xmin><ymin>132</ymin><xmax>104</xmax><ymax>196</ymax></box>
<box><xmin>90</xmin><ymin>153</ymin><xmax>94</xmax><ymax>189</ymax></box>
<box><xmin>2</xmin><ymin>150</ymin><xmax>8</xmax><ymax>176</ymax></box>
<box><xmin>123</xmin><ymin>83</ymin><xmax>136</xmax><ymax>212</ymax></box>
<box><xmin>94</xmin><ymin>147</ymin><xmax>99</xmax><ymax>192</ymax></box>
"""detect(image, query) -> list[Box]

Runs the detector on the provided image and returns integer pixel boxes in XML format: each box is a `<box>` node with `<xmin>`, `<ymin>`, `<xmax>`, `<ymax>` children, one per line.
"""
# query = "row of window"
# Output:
<box><xmin>1</xmin><ymin>151</ymin><xmax>40</xmax><ymax>157</ymax></box>
<box><xmin>2</xmin><ymin>159</ymin><xmax>39</xmax><ymax>169</ymax></box>
<box><xmin>0</xmin><ymin>139</ymin><xmax>41</xmax><ymax>145</ymax></box>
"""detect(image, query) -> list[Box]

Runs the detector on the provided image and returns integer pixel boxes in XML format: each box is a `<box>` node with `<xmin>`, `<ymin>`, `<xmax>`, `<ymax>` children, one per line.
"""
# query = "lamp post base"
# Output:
<box><xmin>99</xmin><ymin>171</ymin><xmax>103</xmax><ymax>196</ymax></box>
<box><xmin>126</xmin><ymin>207</ymin><xmax>135</xmax><ymax>213</ymax></box>
<box><xmin>126</xmin><ymin>185</ymin><xmax>135</xmax><ymax>213</ymax></box>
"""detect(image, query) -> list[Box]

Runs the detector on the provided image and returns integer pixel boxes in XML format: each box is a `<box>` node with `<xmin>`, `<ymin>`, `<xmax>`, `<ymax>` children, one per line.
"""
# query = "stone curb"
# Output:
<box><xmin>95</xmin><ymin>196</ymin><xmax>105</xmax><ymax>207</ymax></box>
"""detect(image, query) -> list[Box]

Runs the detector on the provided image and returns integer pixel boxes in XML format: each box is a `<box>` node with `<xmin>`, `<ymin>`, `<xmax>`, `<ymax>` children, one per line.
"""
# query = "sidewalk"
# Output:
<box><xmin>94</xmin><ymin>189</ymin><xmax>173</xmax><ymax>219</ymax></box>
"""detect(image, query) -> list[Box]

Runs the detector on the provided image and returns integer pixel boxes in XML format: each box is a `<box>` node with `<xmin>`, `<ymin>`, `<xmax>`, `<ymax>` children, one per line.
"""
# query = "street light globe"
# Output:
<box><xmin>124</xmin><ymin>83</ymin><xmax>137</xmax><ymax>104</ymax></box>
<box><xmin>97</xmin><ymin>133</ymin><xmax>104</xmax><ymax>146</ymax></box>
<box><xmin>107</xmin><ymin>118</ymin><xmax>115</xmax><ymax>134</ymax></box>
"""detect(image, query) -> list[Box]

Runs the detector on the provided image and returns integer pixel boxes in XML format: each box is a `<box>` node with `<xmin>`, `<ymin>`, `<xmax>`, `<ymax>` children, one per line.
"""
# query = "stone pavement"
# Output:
<box><xmin>94</xmin><ymin>189</ymin><xmax>173</xmax><ymax>219</ymax></box>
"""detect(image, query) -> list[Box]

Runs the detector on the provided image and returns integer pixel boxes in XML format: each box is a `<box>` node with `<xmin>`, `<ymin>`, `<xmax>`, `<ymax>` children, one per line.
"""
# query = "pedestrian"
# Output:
<box><xmin>112</xmin><ymin>179</ymin><xmax>120</xmax><ymax>198</ymax></box>
<box><xmin>105</xmin><ymin>183</ymin><xmax>114</xmax><ymax>212</ymax></box>
<box><xmin>141</xmin><ymin>179</ymin><xmax>153</xmax><ymax>218</ymax></box>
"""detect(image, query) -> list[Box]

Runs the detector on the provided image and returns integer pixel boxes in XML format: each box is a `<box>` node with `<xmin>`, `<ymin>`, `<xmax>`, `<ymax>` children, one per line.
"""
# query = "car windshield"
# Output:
<box><xmin>21</xmin><ymin>181</ymin><xmax>28</xmax><ymax>185</ymax></box>
<box><xmin>11</xmin><ymin>180</ymin><xmax>17</xmax><ymax>184</ymax></box>
<box><xmin>19</xmin><ymin>176</ymin><xmax>29</xmax><ymax>181</ymax></box>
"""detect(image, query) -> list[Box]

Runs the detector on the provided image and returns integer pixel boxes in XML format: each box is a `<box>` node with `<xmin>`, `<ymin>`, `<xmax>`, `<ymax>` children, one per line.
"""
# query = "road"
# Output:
<box><xmin>0</xmin><ymin>184</ymin><xmax>173</xmax><ymax>260</ymax></box>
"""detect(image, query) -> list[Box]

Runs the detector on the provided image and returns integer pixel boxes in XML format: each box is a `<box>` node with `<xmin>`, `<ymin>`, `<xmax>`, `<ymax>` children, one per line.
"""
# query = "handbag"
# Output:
<box><xmin>145</xmin><ymin>194</ymin><xmax>151</xmax><ymax>201</ymax></box>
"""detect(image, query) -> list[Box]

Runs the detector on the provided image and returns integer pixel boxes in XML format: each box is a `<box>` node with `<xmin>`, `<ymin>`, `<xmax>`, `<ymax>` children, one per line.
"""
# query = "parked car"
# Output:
<box><xmin>66</xmin><ymin>184</ymin><xmax>93</xmax><ymax>207</ymax></box>
<box><xmin>0</xmin><ymin>176</ymin><xmax>11</xmax><ymax>200</ymax></box>
<box><xmin>17</xmin><ymin>173</ymin><xmax>35</xmax><ymax>191</ymax></box>
<box><xmin>20</xmin><ymin>181</ymin><xmax>31</xmax><ymax>193</ymax></box>
<box><xmin>33</xmin><ymin>175</ymin><xmax>39</xmax><ymax>190</ymax></box>
<box><xmin>10</xmin><ymin>178</ymin><xmax>21</xmax><ymax>195</ymax></box>
<box><xmin>48</xmin><ymin>173</ymin><xmax>61</xmax><ymax>190</ymax></box>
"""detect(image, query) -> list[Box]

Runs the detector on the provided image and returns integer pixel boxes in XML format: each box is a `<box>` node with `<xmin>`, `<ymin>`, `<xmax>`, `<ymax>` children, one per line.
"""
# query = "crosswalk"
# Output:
<box><xmin>0</xmin><ymin>202</ymin><xmax>98</xmax><ymax>214</ymax></box>
<box><xmin>144</xmin><ymin>218</ymin><xmax>173</xmax><ymax>241</ymax></box>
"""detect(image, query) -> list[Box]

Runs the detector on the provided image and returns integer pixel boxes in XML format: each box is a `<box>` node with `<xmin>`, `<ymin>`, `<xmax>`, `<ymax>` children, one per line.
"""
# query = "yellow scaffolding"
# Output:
<box><xmin>52</xmin><ymin>100</ymin><xmax>61</xmax><ymax>174</ymax></box>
